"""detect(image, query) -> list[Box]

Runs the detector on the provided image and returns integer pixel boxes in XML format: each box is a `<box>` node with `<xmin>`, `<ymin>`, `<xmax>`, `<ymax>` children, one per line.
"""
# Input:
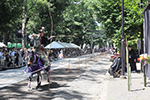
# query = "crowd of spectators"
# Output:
<box><xmin>0</xmin><ymin>47</ymin><xmax>83</xmax><ymax>70</ymax></box>
<box><xmin>0</xmin><ymin>47</ymin><xmax>26</xmax><ymax>70</ymax></box>
<box><xmin>0</xmin><ymin>45</ymin><xmax>103</xmax><ymax>71</ymax></box>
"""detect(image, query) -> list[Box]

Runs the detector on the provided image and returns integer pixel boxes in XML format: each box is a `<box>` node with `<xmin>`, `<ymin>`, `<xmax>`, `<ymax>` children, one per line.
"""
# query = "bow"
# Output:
<box><xmin>47</xmin><ymin>1</ymin><xmax>53</xmax><ymax>89</ymax></box>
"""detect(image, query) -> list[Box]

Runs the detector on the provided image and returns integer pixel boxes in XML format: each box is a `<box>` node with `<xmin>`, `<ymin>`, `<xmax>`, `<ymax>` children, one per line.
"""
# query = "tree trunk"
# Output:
<box><xmin>22</xmin><ymin>0</ymin><xmax>27</xmax><ymax>49</ymax></box>
<box><xmin>3</xmin><ymin>33</ymin><xmax>6</xmax><ymax>45</ymax></box>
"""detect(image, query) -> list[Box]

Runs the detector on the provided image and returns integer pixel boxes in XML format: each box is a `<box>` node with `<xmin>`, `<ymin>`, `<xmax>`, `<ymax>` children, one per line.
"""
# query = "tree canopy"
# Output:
<box><xmin>0</xmin><ymin>0</ymin><xmax>148</xmax><ymax>49</ymax></box>
<box><xmin>94</xmin><ymin>0</ymin><xmax>147</xmax><ymax>48</ymax></box>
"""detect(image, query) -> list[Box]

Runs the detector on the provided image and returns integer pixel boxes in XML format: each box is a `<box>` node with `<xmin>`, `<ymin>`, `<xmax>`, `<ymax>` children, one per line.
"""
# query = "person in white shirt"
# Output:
<box><xmin>9</xmin><ymin>48</ymin><xmax>16</xmax><ymax>66</ymax></box>
<box><xmin>59</xmin><ymin>49</ymin><xmax>64</xmax><ymax>59</ymax></box>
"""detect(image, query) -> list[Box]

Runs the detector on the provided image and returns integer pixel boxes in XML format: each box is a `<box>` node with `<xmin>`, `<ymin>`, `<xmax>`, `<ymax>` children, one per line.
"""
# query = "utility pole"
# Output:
<box><xmin>121</xmin><ymin>0</ymin><xmax>126</xmax><ymax>77</ymax></box>
<box><xmin>140</xmin><ymin>0</ymin><xmax>143</xmax><ymax>54</ymax></box>
<box><xmin>140</xmin><ymin>0</ymin><xmax>144</xmax><ymax>73</ymax></box>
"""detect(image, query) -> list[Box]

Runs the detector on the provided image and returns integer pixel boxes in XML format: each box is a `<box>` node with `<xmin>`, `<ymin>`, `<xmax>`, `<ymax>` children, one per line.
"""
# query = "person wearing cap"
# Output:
<box><xmin>108</xmin><ymin>54</ymin><xmax>122</xmax><ymax>76</ymax></box>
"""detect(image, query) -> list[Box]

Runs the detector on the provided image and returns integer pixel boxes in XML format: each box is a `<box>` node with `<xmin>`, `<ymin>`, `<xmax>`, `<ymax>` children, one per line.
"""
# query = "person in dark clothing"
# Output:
<box><xmin>15</xmin><ymin>50</ymin><xmax>19</xmax><ymax>66</ymax></box>
<box><xmin>41</xmin><ymin>36</ymin><xmax>48</xmax><ymax>46</ymax></box>
<box><xmin>5</xmin><ymin>54</ymin><xmax>13</xmax><ymax>68</ymax></box>
<box><xmin>129</xmin><ymin>46</ymin><xmax>137</xmax><ymax>72</ymax></box>
<box><xmin>38</xmin><ymin>30</ymin><xmax>48</xmax><ymax>47</ymax></box>
<box><xmin>33</xmin><ymin>29</ymin><xmax>49</xmax><ymax>53</ymax></box>
<box><xmin>21</xmin><ymin>50</ymin><xmax>25</xmax><ymax>66</ymax></box>
<box><xmin>108</xmin><ymin>54</ymin><xmax>122</xmax><ymax>76</ymax></box>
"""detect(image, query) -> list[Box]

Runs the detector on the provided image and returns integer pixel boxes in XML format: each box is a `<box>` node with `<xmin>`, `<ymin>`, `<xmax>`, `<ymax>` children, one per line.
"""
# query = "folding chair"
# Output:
<box><xmin>113</xmin><ymin>69</ymin><xmax>121</xmax><ymax>77</ymax></box>
<box><xmin>113</xmin><ymin>59</ymin><xmax>122</xmax><ymax>78</ymax></box>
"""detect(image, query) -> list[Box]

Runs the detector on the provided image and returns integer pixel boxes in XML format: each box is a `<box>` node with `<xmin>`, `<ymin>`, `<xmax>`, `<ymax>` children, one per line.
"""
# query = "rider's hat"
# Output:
<box><xmin>38</xmin><ymin>27</ymin><xmax>45</xmax><ymax>33</ymax></box>
<box><xmin>38</xmin><ymin>29</ymin><xmax>45</xmax><ymax>33</ymax></box>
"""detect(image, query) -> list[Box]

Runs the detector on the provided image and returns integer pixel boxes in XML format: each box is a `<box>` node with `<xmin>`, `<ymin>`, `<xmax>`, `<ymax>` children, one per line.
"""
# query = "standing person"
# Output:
<box><xmin>3</xmin><ymin>50</ymin><xmax>8</xmax><ymax>67</ymax></box>
<box><xmin>21</xmin><ymin>49</ymin><xmax>25</xmax><ymax>66</ymax></box>
<box><xmin>129</xmin><ymin>46</ymin><xmax>137</xmax><ymax>73</ymax></box>
<box><xmin>14</xmin><ymin>50</ymin><xmax>19</xmax><ymax>67</ymax></box>
<box><xmin>5</xmin><ymin>54</ymin><xmax>13</xmax><ymax>68</ymax></box>
<box><xmin>9</xmin><ymin>48</ymin><xmax>16</xmax><ymax>67</ymax></box>
<box><xmin>59</xmin><ymin>49</ymin><xmax>64</xmax><ymax>59</ymax></box>
<box><xmin>0</xmin><ymin>49</ymin><xmax>4</xmax><ymax>66</ymax></box>
<box><xmin>19</xmin><ymin>48</ymin><xmax>22</xmax><ymax>66</ymax></box>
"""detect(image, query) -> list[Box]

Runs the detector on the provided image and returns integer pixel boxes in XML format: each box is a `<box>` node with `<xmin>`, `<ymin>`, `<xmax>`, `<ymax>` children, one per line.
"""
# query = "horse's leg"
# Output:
<box><xmin>46</xmin><ymin>72</ymin><xmax>49</xmax><ymax>82</ymax></box>
<box><xmin>36</xmin><ymin>72</ymin><xmax>42</xmax><ymax>89</ymax></box>
<box><xmin>46</xmin><ymin>65</ymin><xmax>50</xmax><ymax>82</ymax></box>
<box><xmin>28</xmin><ymin>76</ymin><xmax>32</xmax><ymax>89</ymax></box>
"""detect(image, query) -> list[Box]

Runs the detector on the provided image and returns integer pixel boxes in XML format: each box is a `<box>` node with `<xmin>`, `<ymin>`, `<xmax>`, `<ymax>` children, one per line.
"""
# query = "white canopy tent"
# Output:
<box><xmin>45</xmin><ymin>41</ymin><xmax>65</xmax><ymax>49</ymax></box>
<box><xmin>0</xmin><ymin>42</ymin><xmax>7</xmax><ymax>47</ymax></box>
<box><xmin>60</xmin><ymin>42</ymin><xmax>74</xmax><ymax>48</ymax></box>
<box><xmin>69</xmin><ymin>43</ymin><xmax>80</xmax><ymax>49</ymax></box>
<box><xmin>45</xmin><ymin>41</ymin><xmax>80</xmax><ymax>49</ymax></box>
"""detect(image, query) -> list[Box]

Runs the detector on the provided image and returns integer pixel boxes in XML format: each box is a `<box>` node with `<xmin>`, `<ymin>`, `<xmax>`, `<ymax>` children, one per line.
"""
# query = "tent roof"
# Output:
<box><xmin>60</xmin><ymin>42</ymin><xmax>75</xmax><ymax>48</ymax></box>
<box><xmin>45</xmin><ymin>41</ymin><xmax>80</xmax><ymax>49</ymax></box>
<box><xmin>45</xmin><ymin>41</ymin><xmax>64</xmax><ymax>49</ymax></box>
<box><xmin>0</xmin><ymin>42</ymin><xmax>6</xmax><ymax>47</ymax></box>
<box><xmin>69</xmin><ymin>43</ymin><xmax>80</xmax><ymax>49</ymax></box>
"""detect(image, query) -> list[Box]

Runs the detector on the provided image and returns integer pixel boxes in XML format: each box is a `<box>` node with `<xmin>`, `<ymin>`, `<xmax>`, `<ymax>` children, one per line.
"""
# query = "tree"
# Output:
<box><xmin>25</xmin><ymin>0</ymin><xmax>97</xmax><ymax>48</ymax></box>
<box><xmin>0</xmin><ymin>0</ymin><xmax>23</xmax><ymax>44</ymax></box>
<box><xmin>0</xmin><ymin>0</ymin><xmax>104</xmax><ymax>48</ymax></box>
<box><xmin>25</xmin><ymin>0</ymin><xmax>71</xmax><ymax>45</ymax></box>
<box><xmin>58</xmin><ymin>0</ymin><xmax>97</xmax><ymax>48</ymax></box>
<box><xmin>94</xmin><ymin>0</ymin><xmax>146</xmax><ymax>48</ymax></box>
<box><xmin>21</xmin><ymin>0</ymin><xmax>37</xmax><ymax>48</ymax></box>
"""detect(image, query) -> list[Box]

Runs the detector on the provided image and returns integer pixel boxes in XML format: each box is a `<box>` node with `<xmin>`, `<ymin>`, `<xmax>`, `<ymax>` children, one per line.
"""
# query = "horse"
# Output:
<box><xmin>24</xmin><ymin>50</ymin><xmax>50</xmax><ymax>90</ymax></box>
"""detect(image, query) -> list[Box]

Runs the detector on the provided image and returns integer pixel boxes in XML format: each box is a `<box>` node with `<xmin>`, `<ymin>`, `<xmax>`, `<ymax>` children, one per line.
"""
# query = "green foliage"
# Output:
<box><xmin>0</xmin><ymin>0</ymin><xmax>23</xmax><ymax>43</ymax></box>
<box><xmin>1</xmin><ymin>0</ymin><xmax>148</xmax><ymax>49</ymax></box>
<box><xmin>0</xmin><ymin>0</ymin><xmax>102</xmax><ymax>47</ymax></box>
<box><xmin>0</xmin><ymin>0</ymin><xmax>23</xmax><ymax>28</ymax></box>
<box><xmin>94</xmin><ymin>0</ymin><xmax>146</xmax><ymax>48</ymax></box>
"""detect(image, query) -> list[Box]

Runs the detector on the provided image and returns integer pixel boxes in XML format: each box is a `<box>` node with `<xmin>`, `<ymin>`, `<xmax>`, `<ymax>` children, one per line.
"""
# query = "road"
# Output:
<box><xmin>0</xmin><ymin>53</ymin><xmax>110</xmax><ymax>100</ymax></box>
<box><xmin>0</xmin><ymin>53</ymin><xmax>96</xmax><ymax>88</ymax></box>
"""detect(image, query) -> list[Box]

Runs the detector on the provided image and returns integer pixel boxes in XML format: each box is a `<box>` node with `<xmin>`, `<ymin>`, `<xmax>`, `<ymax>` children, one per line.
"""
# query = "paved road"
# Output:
<box><xmin>0</xmin><ymin>53</ymin><xmax>99</xmax><ymax>88</ymax></box>
<box><xmin>0</xmin><ymin>52</ymin><xmax>110</xmax><ymax>100</ymax></box>
<box><xmin>52</xmin><ymin>54</ymin><xmax>110</xmax><ymax>100</ymax></box>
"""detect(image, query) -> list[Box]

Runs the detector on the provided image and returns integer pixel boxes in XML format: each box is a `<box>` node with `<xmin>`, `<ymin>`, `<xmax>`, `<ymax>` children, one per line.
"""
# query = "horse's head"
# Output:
<box><xmin>26</xmin><ymin>50</ymin><xmax>35</xmax><ymax>67</ymax></box>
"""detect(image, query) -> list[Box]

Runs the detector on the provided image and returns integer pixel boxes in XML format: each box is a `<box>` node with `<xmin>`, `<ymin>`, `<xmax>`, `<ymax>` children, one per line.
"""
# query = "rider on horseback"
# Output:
<box><xmin>25</xmin><ymin>27</ymin><xmax>50</xmax><ymax>89</ymax></box>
